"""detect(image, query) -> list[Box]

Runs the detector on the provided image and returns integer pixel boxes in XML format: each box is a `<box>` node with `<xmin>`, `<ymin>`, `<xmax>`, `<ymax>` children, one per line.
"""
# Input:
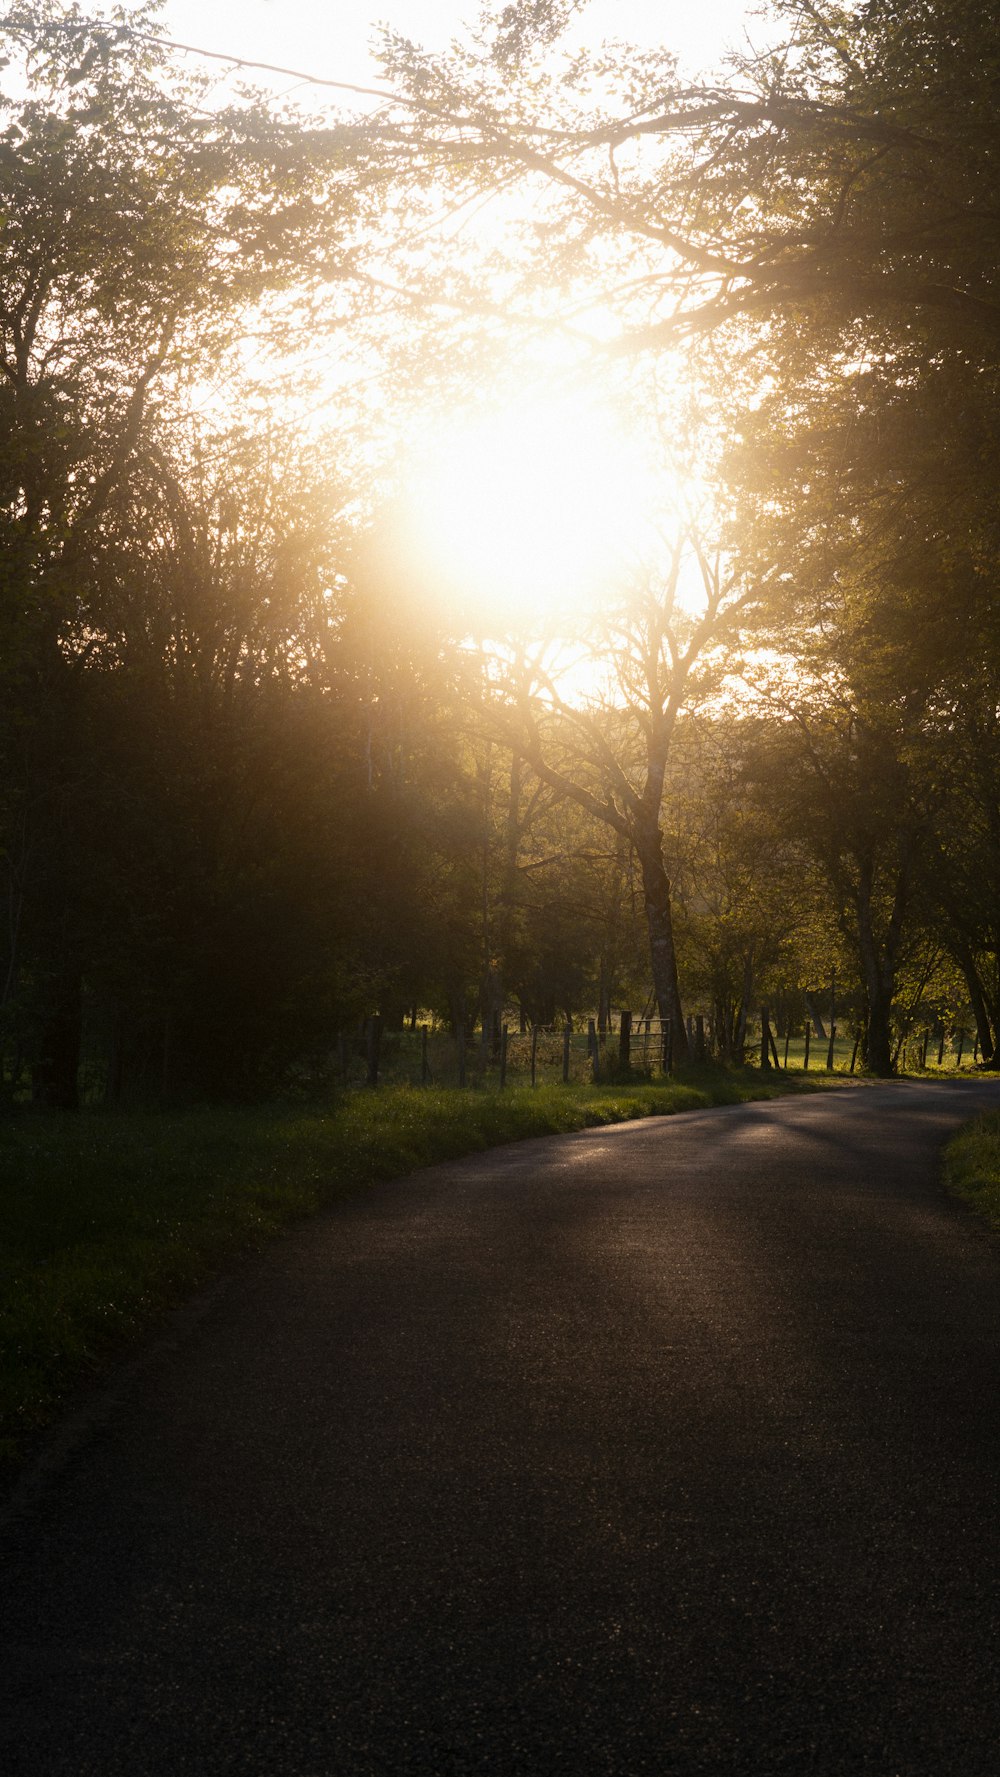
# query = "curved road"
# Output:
<box><xmin>3</xmin><ymin>1082</ymin><xmax>1000</xmax><ymax>1775</ymax></box>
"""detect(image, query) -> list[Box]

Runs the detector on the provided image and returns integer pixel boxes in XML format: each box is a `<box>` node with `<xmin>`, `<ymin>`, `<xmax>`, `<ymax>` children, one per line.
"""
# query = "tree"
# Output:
<box><xmin>476</xmin><ymin>516</ymin><xmax>762</xmax><ymax>1056</ymax></box>
<box><xmin>0</xmin><ymin>409</ymin><xmax>367</xmax><ymax>1099</ymax></box>
<box><xmin>0</xmin><ymin>1</ymin><xmax>365</xmax><ymax>1101</ymax></box>
<box><xmin>668</xmin><ymin>715</ymin><xmax>837</xmax><ymax>1063</ymax></box>
<box><xmin>10</xmin><ymin>0</ymin><xmax>999</xmax><ymax>1099</ymax></box>
<box><xmin>915</xmin><ymin>672</ymin><xmax>1000</xmax><ymax>1065</ymax></box>
<box><xmin>361</xmin><ymin>1</ymin><xmax>1000</xmax><ymax>365</ymax></box>
<box><xmin>0</xmin><ymin>0</ymin><xmax>359</xmax><ymax>644</ymax></box>
<box><xmin>344</xmin><ymin>0</ymin><xmax>1000</xmax><ymax>1073</ymax></box>
<box><xmin>744</xmin><ymin>690</ymin><xmax>930</xmax><ymax>1074</ymax></box>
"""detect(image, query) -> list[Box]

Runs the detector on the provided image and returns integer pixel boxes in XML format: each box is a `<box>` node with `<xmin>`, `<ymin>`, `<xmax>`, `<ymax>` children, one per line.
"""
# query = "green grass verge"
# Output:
<box><xmin>942</xmin><ymin>1109</ymin><xmax>1000</xmax><ymax>1236</ymax></box>
<box><xmin>0</xmin><ymin>1066</ymin><xmax>813</xmax><ymax>1475</ymax></box>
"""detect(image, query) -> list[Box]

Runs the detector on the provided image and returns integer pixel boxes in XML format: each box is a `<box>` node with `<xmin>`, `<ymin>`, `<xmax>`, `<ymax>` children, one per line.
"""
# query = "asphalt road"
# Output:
<box><xmin>4</xmin><ymin>1081</ymin><xmax>1000</xmax><ymax>1776</ymax></box>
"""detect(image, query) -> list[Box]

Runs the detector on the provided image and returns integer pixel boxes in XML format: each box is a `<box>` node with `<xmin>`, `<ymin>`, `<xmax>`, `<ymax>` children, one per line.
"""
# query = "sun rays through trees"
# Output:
<box><xmin>2</xmin><ymin>0</ymin><xmax>999</xmax><ymax>1100</ymax></box>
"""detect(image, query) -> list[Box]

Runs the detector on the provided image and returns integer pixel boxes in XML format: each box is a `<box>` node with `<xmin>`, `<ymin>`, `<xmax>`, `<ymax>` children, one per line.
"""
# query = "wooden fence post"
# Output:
<box><xmin>499</xmin><ymin>1023</ymin><xmax>509</xmax><ymax>1088</ymax></box>
<box><xmin>803</xmin><ymin>1021</ymin><xmax>810</xmax><ymax>1071</ymax></box>
<box><xmin>619</xmin><ymin>1009</ymin><xmax>632</xmax><ymax>1074</ymax></box>
<box><xmin>562</xmin><ymin>1023</ymin><xmax>572</xmax><ymax>1083</ymax></box>
<box><xmin>783</xmin><ymin>1029</ymin><xmax>790</xmax><ymax>1069</ymax></box>
<box><xmin>365</xmin><ymin>1015</ymin><xmax>382</xmax><ymax>1087</ymax></box>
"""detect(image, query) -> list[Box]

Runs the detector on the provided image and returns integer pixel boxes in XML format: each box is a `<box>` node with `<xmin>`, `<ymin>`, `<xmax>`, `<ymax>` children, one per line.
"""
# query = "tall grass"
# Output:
<box><xmin>942</xmin><ymin>1110</ymin><xmax>1000</xmax><ymax>1235</ymax></box>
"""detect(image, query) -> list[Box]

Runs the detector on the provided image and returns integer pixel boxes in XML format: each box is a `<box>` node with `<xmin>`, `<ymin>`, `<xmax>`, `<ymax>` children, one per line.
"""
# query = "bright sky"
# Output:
<box><xmin>147</xmin><ymin>0</ymin><xmax>771</xmax><ymax>641</ymax></box>
<box><xmin>160</xmin><ymin>0</ymin><xmax>768</xmax><ymax>90</ymax></box>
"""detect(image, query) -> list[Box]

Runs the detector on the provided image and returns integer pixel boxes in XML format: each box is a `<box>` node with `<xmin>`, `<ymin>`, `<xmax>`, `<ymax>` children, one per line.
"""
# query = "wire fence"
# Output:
<box><xmin>345</xmin><ymin>1013</ymin><xmax>983</xmax><ymax>1091</ymax></box>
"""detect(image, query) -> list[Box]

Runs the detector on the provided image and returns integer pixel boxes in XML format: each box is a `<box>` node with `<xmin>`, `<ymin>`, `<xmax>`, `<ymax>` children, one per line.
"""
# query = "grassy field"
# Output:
<box><xmin>1</xmin><ymin>1066</ymin><xmax>819</xmax><ymax>1475</ymax></box>
<box><xmin>942</xmin><ymin>1109</ymin><xmax>1000</xmax><ymax>1237</ymax></box>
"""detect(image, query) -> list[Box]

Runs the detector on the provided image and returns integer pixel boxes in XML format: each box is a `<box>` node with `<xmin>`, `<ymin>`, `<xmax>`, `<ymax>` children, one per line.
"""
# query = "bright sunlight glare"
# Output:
<box><xmin>402</xmin><ymin>394</ymin><xmax>663</xmax><ymax>634</ymax></box>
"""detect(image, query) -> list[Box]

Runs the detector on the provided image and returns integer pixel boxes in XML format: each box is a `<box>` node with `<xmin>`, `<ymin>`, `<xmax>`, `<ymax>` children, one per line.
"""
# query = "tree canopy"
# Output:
<box><xmin>2</xmin><ymin>0</ymin><xmax>998</xmax><ymax>1101</ymax></box>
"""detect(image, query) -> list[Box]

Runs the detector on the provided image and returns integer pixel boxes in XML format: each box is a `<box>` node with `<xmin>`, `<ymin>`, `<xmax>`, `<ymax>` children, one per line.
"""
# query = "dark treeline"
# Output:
<box><xmin>3</xmin><ymin>0</ymin><xmax>1000</xmax><ymax>1103</ymax></box>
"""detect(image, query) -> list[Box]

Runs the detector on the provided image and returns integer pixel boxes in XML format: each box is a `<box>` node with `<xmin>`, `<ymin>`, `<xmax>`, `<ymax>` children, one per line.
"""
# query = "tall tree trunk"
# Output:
<box><xmin>856</xmin><ymin>881</ymin><xmax>895</xmax><ymax>1073</ymax></box>
<box><xmin>597</xmin><ymin>957</ymin><xmax>611</xmax><ymax>1036</ymax></box>
<box><xmin>953</xmin><ymin>939</ymin><xmax>996</xmax><ymax>1063</ymax></box>
<box><xmin>479</xmin><ymin>965</ymin><xmax>503</xmax><ymax>1058</ymax></box>
<box><xmin>636</xmin><ymin>825</ymin><xmax>687</xmax><ymax>1060</ymax></box>
<box><xmin>448</xmin><ymin>988</ymin><xmax>467</xmax><ymax>1039</ymax></box>
<box><xmin>855</xmin><ymin>859</ymin><xmax>905</xmax><ymax>1077</ymax></box>
<box><xmin>859</xmin><ymin>969</ymin><xmax>895</xmax><ymax>1076</ymax></box>
<box><xmin>734</xmin><ymin>954</ymin><xmax>753</xmax><ymax>1064</ymax></box>
<box><xmin>477</xmin><ymin>747</ymin><xmax>500</xmax><ymax>1055</ymax></box>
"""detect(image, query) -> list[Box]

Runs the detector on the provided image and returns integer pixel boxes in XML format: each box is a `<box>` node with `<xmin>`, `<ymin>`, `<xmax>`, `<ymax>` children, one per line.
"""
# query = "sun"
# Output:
<box><xmin>401</xmin><ymin>390</ymin><xmax>661</xmax><ymax>633</ymax></box>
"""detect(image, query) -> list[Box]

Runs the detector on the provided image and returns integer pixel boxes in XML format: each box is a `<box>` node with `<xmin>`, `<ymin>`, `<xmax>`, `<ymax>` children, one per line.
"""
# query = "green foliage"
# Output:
<box><xmin>942</xmin><ymin>1110</ymin><xmax>1000</xmax><ymax>1236</ymax></box>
